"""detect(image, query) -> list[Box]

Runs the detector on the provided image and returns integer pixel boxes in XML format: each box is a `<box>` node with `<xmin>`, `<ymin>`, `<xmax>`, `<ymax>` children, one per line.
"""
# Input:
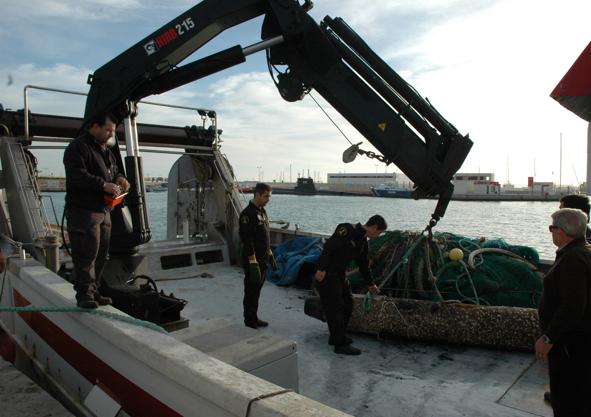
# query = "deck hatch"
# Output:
<box><xmin>195</xmin><ymin>250</ymin><xmax>223</xmax><ymax>265</ymax></box>
<box><xmin>160</xmin><ymin>253</ymin><xmax>192</xmax><ymax>269</ymax></box>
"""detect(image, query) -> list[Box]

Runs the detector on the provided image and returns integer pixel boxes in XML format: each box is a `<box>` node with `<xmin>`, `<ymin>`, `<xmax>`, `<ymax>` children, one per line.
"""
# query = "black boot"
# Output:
<box><xmin>334</xmin><ymin>344</ymin><xmax>361</xmax><ymax>355</ymax></box>
<box><xmin>256</xmin><ymin>319</ymin><xmax>268</xmax><ymax>327</ymax></box>
<box><xmin>94</xmin><ymin>294</ymin><xmax>112</xmax><ymax>306</ymax></box>
<box><xmin>329</xmin><ymin>337</ymin><xmax>353</xmax><ymax>346</ymax></box>
<box><xmin>77</xmin><ymin>296</ymin><xmax>98</xmax><ymax>309</ymax></box>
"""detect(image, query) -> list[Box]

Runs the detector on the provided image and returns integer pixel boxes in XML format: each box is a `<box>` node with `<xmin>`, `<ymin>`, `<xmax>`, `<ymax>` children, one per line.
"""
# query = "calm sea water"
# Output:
<box><xmin>265</xmin><ymin>195</ymin><xmax>559</xmax><ymax>259</ymax></box>
<box><xmin>44</xmin><ymin>192</ymin><xmax>560</xmax><ymax>259</ymax></box>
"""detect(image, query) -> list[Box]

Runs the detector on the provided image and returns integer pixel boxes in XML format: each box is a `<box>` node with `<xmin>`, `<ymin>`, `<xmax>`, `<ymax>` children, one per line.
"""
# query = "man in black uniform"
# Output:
<box><xmin>536</xmin><ymin>208</ymin><xmax>591</xmax><ymax>417</ymax></box>
<box><xmin>63</xmin><ymin>111</ymin><xmax>129</xmax><ymax>309</ymax></box>
<box><xmin>314</xmin><ymin>215</ymin><xmax>386</xmax><ymax>355</ymax></box>
<box><xmin>239</xmin><ymin>182</ymin><xmax>274</xmax><ymax>329</ymax></box>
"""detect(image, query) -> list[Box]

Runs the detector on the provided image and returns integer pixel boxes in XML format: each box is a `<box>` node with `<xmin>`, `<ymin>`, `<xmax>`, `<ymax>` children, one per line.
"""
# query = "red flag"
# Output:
<box><xmin>550</xmin><ymin>42</ymin><xmax>591</xmax><ymax>122</ymax></box>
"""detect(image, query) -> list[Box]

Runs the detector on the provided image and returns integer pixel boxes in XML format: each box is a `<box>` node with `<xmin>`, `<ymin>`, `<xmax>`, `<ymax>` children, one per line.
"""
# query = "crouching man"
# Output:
<box><xmin>315</xmin><ymin>215</ymin><xmax>386</xmax><ymax>355</ymax></box>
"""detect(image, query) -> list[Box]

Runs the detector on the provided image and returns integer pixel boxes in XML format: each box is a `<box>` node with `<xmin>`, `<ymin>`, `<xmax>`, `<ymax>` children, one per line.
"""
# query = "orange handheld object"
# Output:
<box><xmin>104</xmin><ymin>192</ymin><xmax>128</xmax><ymax>208</ymax></box>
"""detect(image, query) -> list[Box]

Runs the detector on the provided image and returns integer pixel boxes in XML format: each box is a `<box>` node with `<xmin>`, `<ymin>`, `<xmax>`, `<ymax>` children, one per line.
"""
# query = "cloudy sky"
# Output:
<box><xmin>1</xmin><ymin>0</ymin><xmax>590</xmax><ymax>185</ymax></box>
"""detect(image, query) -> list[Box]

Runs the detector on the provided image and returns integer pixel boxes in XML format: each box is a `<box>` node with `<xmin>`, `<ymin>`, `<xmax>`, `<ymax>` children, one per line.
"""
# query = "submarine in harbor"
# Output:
<box><xmin>270</xmin><ymin>177</ymin><xmax>368</xmax><ymax>196</ymax></box>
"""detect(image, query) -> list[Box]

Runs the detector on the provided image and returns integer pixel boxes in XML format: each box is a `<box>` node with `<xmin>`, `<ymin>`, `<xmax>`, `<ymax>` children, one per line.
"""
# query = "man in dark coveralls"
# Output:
<box><xmin>314</xmin><ymin>215</ymin><xmax>386</xmax><ymax>355</ymax></box>
<box><xmin>239</xmin><ymin>183</ymin><xmax>274</xmax><ymax>329</ymax></box>
<box><xmin>63</xmin><ymin>112</ymin><xmax>129</xmax><ymax>309</ymax></box>
<box><xmin>536</xmin><ymin>208</ymin><xmax>591</xmax><ymax>417</ymax></box>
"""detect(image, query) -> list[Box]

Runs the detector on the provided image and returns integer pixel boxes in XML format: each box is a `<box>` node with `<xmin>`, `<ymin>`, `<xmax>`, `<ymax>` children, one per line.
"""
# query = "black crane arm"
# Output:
<box><xmin>262</xmin><ymin>11</ymin><xmax>473</xmax><ymax>222</ymax></box>
<box><xmin>85</xmin><ymin>0</ymin><xmax>271</xmax><ymax>121</ymax></box>
<box><xmin>84</xmin><ymin>0</ymin><xmax>472</xmax><ymax>235</ymax></box>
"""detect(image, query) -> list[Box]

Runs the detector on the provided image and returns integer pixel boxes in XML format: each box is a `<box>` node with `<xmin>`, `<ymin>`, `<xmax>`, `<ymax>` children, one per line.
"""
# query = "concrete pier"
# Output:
<box><xmin>0</xmin><ymin>358</ymin><xmax>71</xmax><ymax>416</ymax></box>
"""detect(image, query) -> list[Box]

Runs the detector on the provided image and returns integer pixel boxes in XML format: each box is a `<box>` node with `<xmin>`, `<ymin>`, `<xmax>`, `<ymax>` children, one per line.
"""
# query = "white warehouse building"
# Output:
<box><xmin>452</xmin><ymin>173</ymin><xmax>500</xmax><ymax>195</ymax></box>
<box><xmin>327</xmin><ymin>172</ymin><xmax>412</xmax><ymax>194</ymax></box>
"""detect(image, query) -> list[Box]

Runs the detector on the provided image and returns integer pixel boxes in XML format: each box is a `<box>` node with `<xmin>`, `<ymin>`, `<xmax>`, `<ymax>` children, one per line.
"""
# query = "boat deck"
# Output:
<box><xmin>156</xmin><ymin>262</ymin><xmax>552</xmax><ymax>417</ymax></box>
<box><xmin>0</xmin><ymin>241</ymin><xmax>553</xmax><ymax>417</ymax></box>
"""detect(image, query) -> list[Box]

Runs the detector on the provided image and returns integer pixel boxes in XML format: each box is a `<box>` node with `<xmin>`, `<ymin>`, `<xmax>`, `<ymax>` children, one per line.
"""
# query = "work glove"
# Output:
<box><xmin>269</xmin><ymin>250</ymin><xmax>277</xmax><ymax>271</ymax></box>
<box><xmin>248</xmin><ymin>260</ymin><xmax>264</xmax><ymax>285</ymax></box>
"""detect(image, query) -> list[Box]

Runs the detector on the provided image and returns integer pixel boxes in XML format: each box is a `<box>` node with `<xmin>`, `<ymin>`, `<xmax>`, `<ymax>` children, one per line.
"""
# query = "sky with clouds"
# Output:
<box><xmin>1</xmin><ymin>0</ymin><xmax>590</xmax><ymax>186</ymax></box>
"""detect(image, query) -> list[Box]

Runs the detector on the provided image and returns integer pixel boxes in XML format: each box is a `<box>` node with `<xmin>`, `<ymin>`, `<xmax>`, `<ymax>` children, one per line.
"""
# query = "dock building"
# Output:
<box><xmin>326</xmin><ymin>172</ymin><xmax>411</xmax><ymax>194</ymax></box>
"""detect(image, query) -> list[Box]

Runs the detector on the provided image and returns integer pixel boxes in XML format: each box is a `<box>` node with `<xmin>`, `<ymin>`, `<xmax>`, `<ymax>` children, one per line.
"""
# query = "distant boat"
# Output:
<box><xmin>238</xmin><ymin>185</ymin><xmax>253</xmax><ymax>193</ymax></box>
<box><xmin>370</xmin><ymin>183</ymin><xmax>413</xmax><ymax>198</ymax></box>
<box><xmin>146</xmin><ymin>182</ymin><xmax>168</xmax><ymax>192</ymax></box>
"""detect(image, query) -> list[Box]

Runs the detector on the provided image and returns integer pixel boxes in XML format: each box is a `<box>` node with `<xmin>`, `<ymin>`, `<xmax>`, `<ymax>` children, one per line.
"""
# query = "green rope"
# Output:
<box><xmin>455</xmin><ymin>260</ymin><xmax>481</xmax><ymax>305</ymax></box>
<box><xmin>434</xmin><ymin>260</ymin><xmax>481</xmax><ymax>305</ymax></box>
<box><xmin>362</xmin><ymin>292</ymin><xmax>372</xmax><ymax>312</ymax></box>
<box><xmin>458</xmin><ymin>238</ymin><xmax>481</xmax><ymax>252</ymax></box>
<box><xmin>363</xmin><ymin>234</ymin><xmax>427</xmax><ymax>312</ymax></box>
<box><xmin>0</xmin><ymin>304</ymin><xmax>168</xmax><ymax>334</ymax></box>
<box><xmin>423</xmin><ymin>239</ymin><xmax>444</xmax><ymax>302</ymax></box>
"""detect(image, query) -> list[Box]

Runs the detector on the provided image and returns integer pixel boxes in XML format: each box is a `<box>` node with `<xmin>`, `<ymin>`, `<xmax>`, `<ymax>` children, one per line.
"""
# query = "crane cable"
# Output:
<box><xmin>307</xmin><ymin>92</ymin><xmax>354</xmax><ymax>146</ymax></box>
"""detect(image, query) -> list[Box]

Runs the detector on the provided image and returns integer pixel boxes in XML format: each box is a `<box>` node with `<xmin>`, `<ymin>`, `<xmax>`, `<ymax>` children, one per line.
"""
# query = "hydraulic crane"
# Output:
<box><xmin>83</xmin><ymin>0</ymin><xmax>473</xmax><ymax>252</ymax></box>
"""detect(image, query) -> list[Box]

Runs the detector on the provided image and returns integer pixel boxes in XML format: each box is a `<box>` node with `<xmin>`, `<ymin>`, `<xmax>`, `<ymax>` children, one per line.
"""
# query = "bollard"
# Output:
<box><xmin>43</xmin><ymin>234</ymin><xmax>60</xmax><ymax>272</ymax></box>
<box><xmin>183</xmin><ymin>219</ymin><xmax>190</xmax><ymax>244</ymax></box>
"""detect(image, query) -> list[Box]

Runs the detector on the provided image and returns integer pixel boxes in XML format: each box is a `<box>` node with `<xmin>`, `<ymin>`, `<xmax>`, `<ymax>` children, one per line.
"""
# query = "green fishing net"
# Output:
<box><xmin>347</xmin><ymin>231</ymin><xmax>543</xmax><ymax>308</ymax></box>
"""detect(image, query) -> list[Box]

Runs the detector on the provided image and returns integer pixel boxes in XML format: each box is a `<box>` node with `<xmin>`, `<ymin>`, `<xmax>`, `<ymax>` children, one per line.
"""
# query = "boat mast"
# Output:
<box><xmin>559</xmin><ymin>132</ymin><xmax>562</xmax><ymax>190</ymax></box>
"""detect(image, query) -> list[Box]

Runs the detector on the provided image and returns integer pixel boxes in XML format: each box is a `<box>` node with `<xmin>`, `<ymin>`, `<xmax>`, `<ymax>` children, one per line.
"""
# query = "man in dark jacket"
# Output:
<box><xmin>543</xmin><ymin>194</ymin><xmax>591</xmax><ymax>404</ymax></box>
<box><xmin>559</xmin><ymin>194</ymin><xmax>591</xmax><ymax>242</ymax></box>
<box><xmin>314</xmin><ymin>215</ymin><xmax>386</xmax><ymax>355</ymax></box>
<box><xmin>63</xmin><ymin>112</ymin><xmax>129</xmax><ymax>308</ymax></box>
<box><xmin>536</xmin><ymin>208</ymin><xmax>591</xmax><ymax>417</ymax></box>
<box><xmin>239</xmin><ymin>183</ymin><xmax>273</xmax><ymax>329</ymax></box>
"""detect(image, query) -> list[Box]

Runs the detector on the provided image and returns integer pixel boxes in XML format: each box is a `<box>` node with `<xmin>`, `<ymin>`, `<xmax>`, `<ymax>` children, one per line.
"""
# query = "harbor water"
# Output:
<box><xmin>43</xmin><ymin>192</ymin><xmax>560</xmax><ymax>260</ymax></box>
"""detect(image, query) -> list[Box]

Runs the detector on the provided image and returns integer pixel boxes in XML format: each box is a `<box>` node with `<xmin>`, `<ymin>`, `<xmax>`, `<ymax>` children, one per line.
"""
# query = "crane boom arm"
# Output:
<box><xmin>84</xmin><ymin>0</ymin><xmax>472</xmax><ymax>230</ymax></box>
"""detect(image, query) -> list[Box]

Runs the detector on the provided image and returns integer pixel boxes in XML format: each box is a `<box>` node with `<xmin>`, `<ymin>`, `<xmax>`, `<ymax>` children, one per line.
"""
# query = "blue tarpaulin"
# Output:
<box><xmin>267</xmin><ymin>237</ymin><xmax>324</xmax><ymax>285</ymax></box>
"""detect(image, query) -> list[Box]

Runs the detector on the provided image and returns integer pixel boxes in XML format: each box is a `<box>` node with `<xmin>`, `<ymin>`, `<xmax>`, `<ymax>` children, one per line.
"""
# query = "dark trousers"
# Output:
<box><xmin>548</xmin><ymin>337</ymin><xmax>591</xmax><ymax>417</ymax></box>
<box><xmin>243</xmin><ymin>263</ymin><xmax>267</xmax><ymax>323</ymax></box>
<box><xmin>317</xmin><ymin>273</ymin><xmax>353</xmax><ymax>346</ymax></box>
<box><xmin>67</xmin><ymin>207</ymin><xmax>111</xmax><ymax>301</ymax></box>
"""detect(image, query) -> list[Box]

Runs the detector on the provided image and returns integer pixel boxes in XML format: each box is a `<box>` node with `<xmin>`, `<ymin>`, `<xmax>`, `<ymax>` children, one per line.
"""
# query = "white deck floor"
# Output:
<box><xmin>155</xmin><ymin>263</ymin><xmax>553</xmax><ymax>417</ymax></box>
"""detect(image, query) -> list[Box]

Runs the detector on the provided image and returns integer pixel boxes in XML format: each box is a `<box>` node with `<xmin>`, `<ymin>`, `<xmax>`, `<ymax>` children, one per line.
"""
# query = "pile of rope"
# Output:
<box><xmin>348</xmin><ymin>231</ymin><xmax>543</xmax><ymax>308</ymax></box>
